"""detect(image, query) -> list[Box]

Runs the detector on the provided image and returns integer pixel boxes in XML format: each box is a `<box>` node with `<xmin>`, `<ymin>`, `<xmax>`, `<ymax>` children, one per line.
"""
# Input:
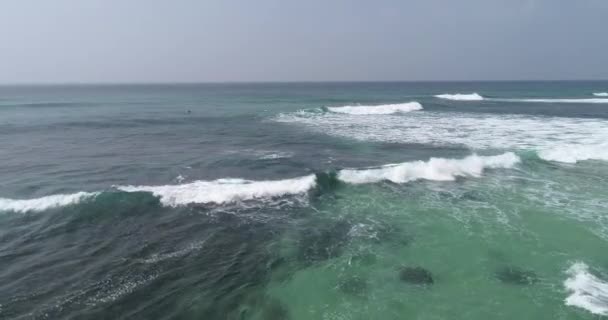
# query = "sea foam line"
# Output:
<box><xmin>564</xmin><ymin>262</ymin><xmax>608</xmax><ymax>316</ymax></box>
<box><xmin>327</xmin><ymin>102</ymin><xmax>422</xmax><ymax>115</ymax></box>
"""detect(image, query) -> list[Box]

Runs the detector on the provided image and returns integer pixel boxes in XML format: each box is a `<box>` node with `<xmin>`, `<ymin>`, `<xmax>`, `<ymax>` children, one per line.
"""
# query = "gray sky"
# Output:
<box><xmin>1</xmin><ymin>0</ymin><xmax>607</xmax><ymax>83</ymax></box>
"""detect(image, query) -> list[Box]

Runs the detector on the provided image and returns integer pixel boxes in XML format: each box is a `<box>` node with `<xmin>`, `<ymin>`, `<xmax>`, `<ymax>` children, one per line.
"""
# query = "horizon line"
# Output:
<box><xmin>1</xmin><ymin>79</ymin><xmax>608</xmax><ymax>86</ymax></box>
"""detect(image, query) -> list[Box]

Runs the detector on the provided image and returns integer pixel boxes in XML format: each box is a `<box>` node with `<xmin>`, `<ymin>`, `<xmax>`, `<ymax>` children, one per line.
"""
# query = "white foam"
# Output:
<box><xmin>593</xmin><ymin>92</ymin><xmax>608</xmax><ymax>97</ymax></box>
<box><xmin>539</xmin><ymin>144</ymin><xmax>608</xmax><ymax>163</ymax></box>
<box><xmin>0</xmin><ymin>192</ymin><xmax>99</xmax><ymax>213</ymax></box>
<box><xmin>564</xmin><ymin>262</ymin><xmax>608</xmax><ymax>316</ymax></box>
<box><xmin>435</xmin><ymin>93</ymin><xmax>484</xmax><ymax>101</ymax></box>
<box><xmin>116</xmin><ymin>175</ymin><xmax>317</xmax><ymax>207</ymax></box>
<box><xmin>338</xmin><ymin>153</ymin><xmax>519</xmax><ymax>184</ymax></box>
<box><xmin>327</xmin><ymin>102</ymin><xmax>423</xmax><ymax>115</ymax></box>
<box><xmin>274</xmin><ymin>110</ymin><xmax>608</xmax><ymax>163</ymax></box>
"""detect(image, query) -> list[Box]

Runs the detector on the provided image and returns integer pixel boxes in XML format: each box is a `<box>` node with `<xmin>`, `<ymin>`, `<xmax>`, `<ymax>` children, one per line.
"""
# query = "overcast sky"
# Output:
<box><xmin>1</xmin><ymin>0</ymin><xmax>607</xmax><ymax>83</ymax></box>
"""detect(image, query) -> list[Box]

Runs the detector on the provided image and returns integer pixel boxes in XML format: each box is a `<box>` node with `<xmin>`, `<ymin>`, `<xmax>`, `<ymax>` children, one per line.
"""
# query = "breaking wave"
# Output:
<box><xmin>0</xmin><ymin>192</ymin><xmax>99</xmax><ymax>213</ymax></box>
<box><xmin>327</xmin><ymin>102</ymin><xmax>423</xmax><ymax>115</ymax></box>
<box><xmin>593</xmin><ymin>92</ymin><xmax>608</xmax><ymax>97</ymax></box>
<box><xmin>338</xmin><ymin>153</ymin><xmax>519</xmax><ymax>184</ymax></box>
<box><xmin>0</xmin><ymin>152</ymin><xmax>525</xmax><ymax>213</ymax></box>
<box><xmin>435</xmin><ymin>93</ymin><xmax>484</xmax><ymax>101</ymax></box>
<box><xmin>116</xmin><ymin>175</ymin><xmax>317</xmax><ymax>207</ymax></box>
<box><xmin>564</xmin><ymin>262</ymin><xmax>608</xmax><ymax>316</ymax></box>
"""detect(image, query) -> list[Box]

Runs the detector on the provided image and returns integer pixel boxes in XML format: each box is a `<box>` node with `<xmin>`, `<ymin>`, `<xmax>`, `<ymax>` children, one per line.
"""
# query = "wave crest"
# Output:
<box><xmin>116</xmin><ymin>175</ymin><xmax>317</xmax><ymax>207</ymax></box>
<box><xmin>338</xmin><ymin>152</ymin><xmax>519</xmax><ymax>184</ymax></box>
<box><xmin>593</xmin><ymin>92</ymin><xmax>608</xmax><ymax>97</ymax></box>
<box><xmin>0</xmin><ymin>154</ymin><xmax>524</xmax><ymax>212</ymax></box>
<box><xmin>435</xmin><ymin>93</ymin><xmax>484</xmax><ymax>101</ymax></box>
<box><xmin>0</xmin><ymin>192</ymin><xmax>99</xmax><ymax>213</ymax></box>
<box><xmin>564</xmin><ymin>262</ymin><xmax>608</xmax><ymax>316</ymax></box>
<box><xmin>327</xmin><ymin>102</ymin><xmax>423</xmax><ymax>115</ymax></box>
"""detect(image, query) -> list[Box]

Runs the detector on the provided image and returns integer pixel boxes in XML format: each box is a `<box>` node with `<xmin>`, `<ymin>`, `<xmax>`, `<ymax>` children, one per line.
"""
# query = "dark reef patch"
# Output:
<box><xmin>297</xmin><ymin>219</ymin><xmax>352</xmax><ymax>264</ymax></box>
<box><xmin>261</xmin><ymin>298</ymin><xmax>291</xmax><ymax>320</ymax></box>
<box><xmin>399</xmin><ymin>267</ymin><xmax>434</xmax><ymax>285</ymax></box>
<box><xmin>337</xmin><ymin>275</ymin><xmax>369</xmax><ymax>297</ymax></box>
<box><xmin>495</xmin><ymin>266</ymin><xmax>538</xmax><ymax>285</ymax></box>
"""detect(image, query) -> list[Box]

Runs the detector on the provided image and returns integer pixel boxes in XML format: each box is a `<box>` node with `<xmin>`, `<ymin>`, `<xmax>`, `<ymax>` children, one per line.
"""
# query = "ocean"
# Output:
<box><xmin>1</xmin><ymin>82</ymin><xmax>608</xmax><ymax>319</ymax></box>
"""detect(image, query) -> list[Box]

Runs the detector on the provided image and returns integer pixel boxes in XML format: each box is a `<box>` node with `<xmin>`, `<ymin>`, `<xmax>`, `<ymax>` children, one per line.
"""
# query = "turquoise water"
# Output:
<box><xmin>1</xmin><ymin>82</ymin><xmax>608</xmax><ymax>319</ymax></box>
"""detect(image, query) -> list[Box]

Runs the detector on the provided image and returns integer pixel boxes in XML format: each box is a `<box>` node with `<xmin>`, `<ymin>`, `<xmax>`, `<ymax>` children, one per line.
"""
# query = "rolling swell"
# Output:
<box><xmin>0</xmin><ymin>153</ymin><xmax>521</xmax><ymax>214</ymax></box>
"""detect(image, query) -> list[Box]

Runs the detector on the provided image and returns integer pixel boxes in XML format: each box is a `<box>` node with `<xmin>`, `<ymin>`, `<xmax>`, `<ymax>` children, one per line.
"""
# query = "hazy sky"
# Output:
<box><xmin>1</xmin><ymin>0</ymin><xmax>607</xmax><ymax>83</ymax></box>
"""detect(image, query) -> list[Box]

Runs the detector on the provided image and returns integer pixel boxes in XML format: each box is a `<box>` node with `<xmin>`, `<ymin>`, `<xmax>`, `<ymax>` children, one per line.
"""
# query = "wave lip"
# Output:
<box><xmin>116</xmin><ymin>175</ymin><xmax>317</xmax><ymax>207</ymax></box>
<box><xmin>564</xmin><ymin>262</ymin><xmax>608</xmax><ymax>316</ymax></box>
<box><xmin>593</xmin><ymin>92</ymin><xmax>608</xmax><ymax>97</ymax></box>
<box><xmin>338</xmin><ymin>152</ymin><xmax>519</xmax><ymax>184</ymax></box>
<box><xmin>539</xmin><ymin>144</ymin><xmax>608</xmax><ymax>163</ymax></box>
<box><xmin>0</xmin><ymin>192</ymin><xmax>99</xmax><ymax>213</ymax></box>
<box><xmin>327</xmin><ymin>102</ymin><xmax>423</xmax><ymax>115</ymax></box>
<box><xmin>435</xmin><ymin>93</ymin><xmax>484</xmax><ymax>101</ymax></box>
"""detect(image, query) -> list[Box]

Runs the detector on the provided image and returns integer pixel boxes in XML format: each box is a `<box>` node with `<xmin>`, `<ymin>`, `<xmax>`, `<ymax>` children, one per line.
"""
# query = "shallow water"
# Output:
<box><xmin>1</xmin><ymin>82</ymin><xmax>608</xmax><ymax>319</ymax></box>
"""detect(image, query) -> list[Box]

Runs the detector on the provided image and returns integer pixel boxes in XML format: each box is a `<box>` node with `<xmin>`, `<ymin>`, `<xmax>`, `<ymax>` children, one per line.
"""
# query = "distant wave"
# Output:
<box><xmin>0</xmin><ymin>192</ymin><xmax>99</xmax><ymax>213</ymax></box>
<box><xmin>435</xmin><ymin>92</ymin><xmax>608</xmax><ymax>103</ymax></box>
<box><xmin>564</xmin><ymin>262</ymin><xmax>608</xmax><ymax>316</ymax></box>
<box><xmin>539</xmin><ymin>144</ymin><xmax>608</xmax><ymax>163</ymax></box>
<box><xmin>338</xmin><ymin>153</ymin><xmax>519</xmax><ymax>184</ymax></box>
<box><xmin>503</xmin><ymin>98</ymin><xmax>608</xmax><ymax>104</ymax></box>
<box><xmin>116</xmin><ymin>175</ymin><xmax>317</xmax><ymax>207</ymax></box>
<box><xmin>435</xmin><ymin>93</ymin><xmax>484</xmax><ymax>101</ymax></box>
<box><xmin>0</xmin><ymin>153</ymin><xmax>523</xmax><ymax>213</ymax></box>
<box><xmin>327</xmin><ymin>102</ymin><xmax>423</xmax><ymax>115</ymax></box>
